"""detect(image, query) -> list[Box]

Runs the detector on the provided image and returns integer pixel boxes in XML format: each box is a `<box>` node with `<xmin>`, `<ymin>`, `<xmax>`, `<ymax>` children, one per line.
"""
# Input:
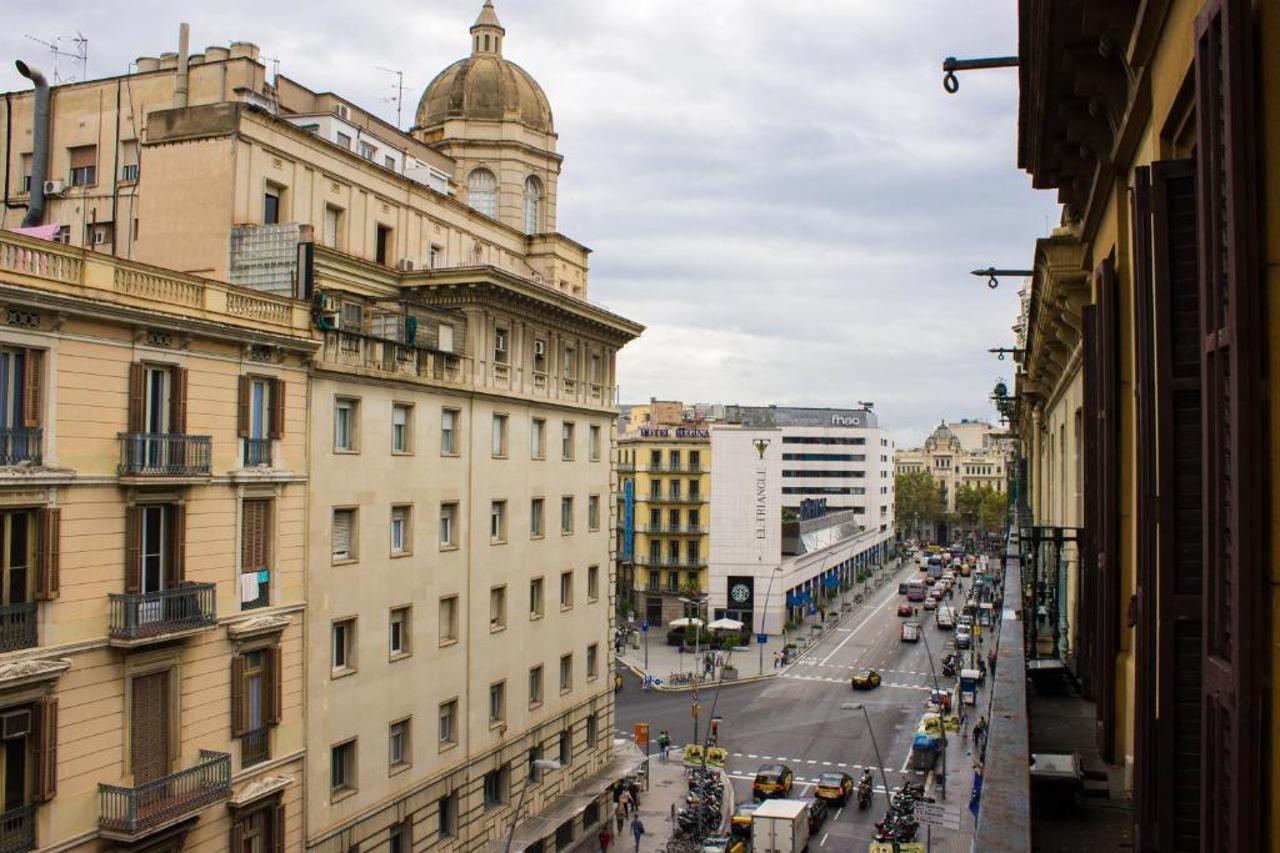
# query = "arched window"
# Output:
<box><xmin>468</xmin><ymin>168</ymin><xmax>497</xmax><ymax>218</ymax></box>
<box><xmin>523</xmin><ymin>176</ymin><xmax>543</xmax><ymax>234</ymax></box>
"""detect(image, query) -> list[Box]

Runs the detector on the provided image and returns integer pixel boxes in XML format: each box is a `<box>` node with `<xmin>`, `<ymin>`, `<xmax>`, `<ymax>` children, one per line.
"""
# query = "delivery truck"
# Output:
<box><xmin>751</xmin><ymin>798</ymin><xmax>811</xmax><ymax>853</ymax></box>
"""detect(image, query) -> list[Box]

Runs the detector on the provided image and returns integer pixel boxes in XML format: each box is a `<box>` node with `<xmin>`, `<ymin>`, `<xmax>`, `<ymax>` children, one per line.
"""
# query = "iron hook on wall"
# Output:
<box><xmin>970</xmin><ymin>267</ymin><xmax>1034</xmax><ymax>290</ymax></box>
<box><xmin>988</xmin><ymin>347</ymin><xmax>1025</xmax><ymax>362</ymax></box>
<box><xmin>942</xmin><ymin>56</ymin><xmax>1019</xmax><ymax>93</ymax></box>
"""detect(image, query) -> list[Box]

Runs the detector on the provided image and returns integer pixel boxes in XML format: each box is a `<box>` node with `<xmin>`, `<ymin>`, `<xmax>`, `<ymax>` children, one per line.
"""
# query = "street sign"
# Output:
<box><xmin>913</xmin><ymin>800</ymin><xmax>962</xmax><ymax>830</ymax></box>
<box><xmin>641</xmin><ymin>620</ymin><xmax>649</xmax><ymax>633</ymax></box>
<box><xmin>632</xmin><ymin>723</ymin><xmax>650</xmax><ymax>746</ymax></box>
<box><xmin>756</xmin><ymin>633</ymin><xmax>767</xmax><ymax>645</ymax></box>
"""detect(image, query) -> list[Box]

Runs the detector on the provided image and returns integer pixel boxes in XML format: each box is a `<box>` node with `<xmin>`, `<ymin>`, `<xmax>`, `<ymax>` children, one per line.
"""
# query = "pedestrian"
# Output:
<box><xmin>628</xmin><ymin>779</ymin><xmax>641</xmax><ymax>810</ymax></box>
<box><xmin>974</xmin><ymin>715</ymin><xmax>988</xmax><ymax>747</ymax></box>
<box><xmin>657</xmin><ymin>730</ymin><xmax>671</xmax><ymax>763</ymax></box>
<box><xmin>773</xmin><ymin>650</ymin><xmax>781</xmax><ymax>669</ymax></box>
<box><xmin>618</xmin><ymin>787</ymin><xmax>633</xmax><ymax>817</ymax></box>
<box><xmin>630</xmin><ymin>816</ymin><xmax>646</xmax><ymax>852</ymax></box>
<box><xmin>614</xmin><ymin>800</ymin><xmax>626</xmax><ymax>833</ymax></box>
<box><xmin>987</xmin><ymin>648</ymin><xmax>997</xmax><ymax>676</ymax></box>
<box><xmin>598</xmin><ymin>827</ymin><xmax>613</xmax><ymax>851</ymax></box>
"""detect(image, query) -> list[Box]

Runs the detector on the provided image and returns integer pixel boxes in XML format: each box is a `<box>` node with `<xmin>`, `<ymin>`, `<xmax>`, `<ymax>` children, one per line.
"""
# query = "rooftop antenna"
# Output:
<box><xmin>24</xmin><ymin>32</ymin><xmax>88</xmax><ymax>83</ymax></box>
<box><xmin>376</xmin><ymin>66</ymin><xmax>406</xmax><ymax>128</ymax></box>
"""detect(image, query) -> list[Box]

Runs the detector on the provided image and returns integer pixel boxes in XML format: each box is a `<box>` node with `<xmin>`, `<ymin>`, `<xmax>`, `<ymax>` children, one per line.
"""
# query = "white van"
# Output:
<box><xmin>935</xmin><ymin>607</ymin><xmax>956</xmax><ymax>629</ymax></box>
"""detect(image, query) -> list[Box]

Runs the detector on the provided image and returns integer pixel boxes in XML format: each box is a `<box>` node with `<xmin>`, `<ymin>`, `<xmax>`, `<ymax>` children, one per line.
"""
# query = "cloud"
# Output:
<box><xmin>0</xmin><ymin>0</ymin><xmax>1055</xmax><ymax>446</ymax></box>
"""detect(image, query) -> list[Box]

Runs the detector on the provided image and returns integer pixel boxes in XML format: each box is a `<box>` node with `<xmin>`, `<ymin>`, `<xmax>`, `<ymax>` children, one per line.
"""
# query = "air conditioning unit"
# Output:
<box><xmin>43</xmin><ymin>179</ymin><xmax>66</xmax><ymax>196</ymax></box>
<box><xmin>1</xmin><ymin>709</ymin><xmax>31</xmax><ymax>739</ymax></box>
<box><xmin>320</xmin><ymin>294</ymin><xmax>340</xmax><ymax>313</ymax></box>
<box><xmin>533</xmin><ymin>340</ymin><xmax>546</xmax><ymax>357</ymax></box>
<box><xmin>332</xmin><ymin>103</ymin><xmax>350</xmax><ymax>120</ymax></box>
<box><xmin>396</xmin><ymin>259</ymin><xmax>415</xmax><ymax>272</ymax></box>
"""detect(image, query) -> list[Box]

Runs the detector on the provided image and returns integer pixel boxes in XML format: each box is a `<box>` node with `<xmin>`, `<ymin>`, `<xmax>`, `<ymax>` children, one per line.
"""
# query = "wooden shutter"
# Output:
<box><xmin>241</xmin><ymin>499</ymin><xmax>271</xmax><ymax>573</ymax></box>
<box><xmin>127</xmin><ymin>363</ymin><xmax>146</xmax><ymax>433</ymax></box>
<box><xmin>230</xmin><ymin>655</ymin><xmax>248</xmax><ymax>737</ymax></box>
<box><xmin>1151</xmin><ymin>158</ymin><xmax>1204</xmax><ymax>852</ymax></box>
<box><xmin>267</xmin><ymin>644</ymin><xmax>283</xmax><ymax>725</ymax></box>
<box><xmin>33</xmin><ymin>697</ymin><xmax>57</xmax><ymax>802</ymax></box>
<box><xmin>237</xmin><ymin>376</ymin><xmax>252</xmax><ymax>439</ymax></box>
<box><xmin>1093</xmin><ymin>257</ymin><xmax>1121</xmax><ymax>764</ymax></box>
<box><xmin>167</xmin><ymin>503</ymin><xmax>186</xmax><ymax>586</ymax></box>
<box><xmin>35</xmin><ymin>507</ymin><xmax>60</xmax><ymax>601</ymax></box>
<box><xmin>230</xmin><ymin>818</ymin><xmax>244</xmax><ymax>853</ymax></box>
<box><xmin>274</xmin><ymin>801</ymin><xmax>287</xmax><ymax>853</ymax></box>
<box><xmin>1195</xmin><ymin>1</ymin><xmax>1263</xmax><ymax>849</ymax></box>
<box><xmin>332</xmin><ymin>511</ymin><xmax>352</xmax><ymax>559</ymax></box>
<box><xmin>124</xmin><ymin>506</ymin><xmax>141</xmax><ymax>594</ymax></box>
<box><xmin>22</xmin><ymin>349</ymin><xmax>42</xmax><ymax>428</ymax></box>
<box><xmin>169</xmin><ymin>366</ymin><xmax>187</xmax><ymax>434</ymax></box>
<box><xmin>268</xmin><ymin>378</ymin><xmax>285</xmax><ymax>439</ymax></box>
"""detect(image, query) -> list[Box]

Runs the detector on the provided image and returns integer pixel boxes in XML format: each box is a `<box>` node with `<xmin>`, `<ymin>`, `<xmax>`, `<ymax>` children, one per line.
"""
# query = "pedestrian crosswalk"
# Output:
<box><xmin>788</xmin><ymin>662</ymin><xmax>937</xmax><ymax>677</ymax></box>
<box><xmin>781</xmin><ymin>673</ymin><xmax>933</xmax><ymax>690</ymax></box>
<box><xmin>725</xmin><ymin>751</ymin><xmax>927</xmax><ymax>779</ymax></box>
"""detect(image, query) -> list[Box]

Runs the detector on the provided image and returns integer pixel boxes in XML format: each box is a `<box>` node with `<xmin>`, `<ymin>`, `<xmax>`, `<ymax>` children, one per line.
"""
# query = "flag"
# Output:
<box><xmin>968</xmin><ymin>770</ymin><xmax>983</xmax><ymax>817</ymax></box>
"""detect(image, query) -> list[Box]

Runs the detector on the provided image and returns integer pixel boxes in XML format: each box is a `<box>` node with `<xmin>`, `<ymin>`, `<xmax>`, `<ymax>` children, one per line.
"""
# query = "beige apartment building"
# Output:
<box><xmin>1</xmin><ymin>1</ymin><xmax>642</xmax><ymax>851</ymax></box>
<box><xmin>894</xmin><ymin>420</ymin><xmax>1010</xmax><ymax>511</ymax></box>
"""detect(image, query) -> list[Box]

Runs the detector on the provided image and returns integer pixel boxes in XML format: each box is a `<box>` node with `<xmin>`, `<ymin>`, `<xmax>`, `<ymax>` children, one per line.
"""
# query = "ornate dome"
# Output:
<box><xmin>415</xmin><ymin>2</ymin><xmax>554</xmax><ymax>134</ymax></box>
<box><xmin>925</xmin><ymin>422</ymin><xmax>960</xmax><ymax>451</ymax></box>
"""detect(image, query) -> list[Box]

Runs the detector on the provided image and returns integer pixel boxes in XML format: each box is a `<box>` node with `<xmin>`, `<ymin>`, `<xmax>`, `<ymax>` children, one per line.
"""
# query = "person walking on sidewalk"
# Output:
<box><xmin>630</xmin><ymin>816</ymin><xmax>646</xmax><ymax>851</ymax></box>
<box><xmin>614</xmin><ymin>800</ymin><xmax>626</xmax><ymax>834</ymax></box>
<box><xmin>618</xmin><ymin>787</ymin><xmax>633</xmax><ymax>817</ymax></box>
<box><xmin>657</xmin><ymin>730</ymin><xmax>671</xmax><ymax>762</ymax></box>
<box><xmin>598</xmin><ymin>827</ymin><xmax>613</xmax><ymax>851</ymax></box>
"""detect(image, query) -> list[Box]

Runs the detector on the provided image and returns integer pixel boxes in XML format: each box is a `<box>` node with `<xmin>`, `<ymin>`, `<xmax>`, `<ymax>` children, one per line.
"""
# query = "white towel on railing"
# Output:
<box><xmin>239</xmin><ymin>573</ymin><xmax>260</xmax><ymax>603</ymax></box>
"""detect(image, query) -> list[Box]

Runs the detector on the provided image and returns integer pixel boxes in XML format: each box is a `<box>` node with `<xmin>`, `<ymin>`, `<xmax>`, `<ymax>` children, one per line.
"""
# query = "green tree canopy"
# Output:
<box><xmin>954</xmin><ymin>484</ymin><xmax>1009</xmax><ymax>533</ymax></box>
<box><xmin>895</xmin><ymin>471</ymin><xmax>945</xmax><ymax>533</ymax></box>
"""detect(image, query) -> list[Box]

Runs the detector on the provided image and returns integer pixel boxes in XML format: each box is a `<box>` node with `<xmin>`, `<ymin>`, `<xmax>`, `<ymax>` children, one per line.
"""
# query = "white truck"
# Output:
<box><xmin>751</xmin><ymin>798</ymin><xmax>811</xmax><ymax>853</ymax></box>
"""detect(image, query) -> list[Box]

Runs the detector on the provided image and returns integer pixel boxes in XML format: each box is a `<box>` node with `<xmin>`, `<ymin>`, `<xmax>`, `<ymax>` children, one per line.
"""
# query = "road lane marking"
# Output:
<box><xmin>820</xmin><ymin>584</ymin><xmax>899</xmax><ymax>664</ymax></box>
<box><xmin>820</xmin><ymin>832</ymin><xmax>829</xmax><ymax>846</ymax></box>
<box><xmin>835</xmin><ymin>807</ymin><xmax>843</xmax><ymax>821</ymax></box>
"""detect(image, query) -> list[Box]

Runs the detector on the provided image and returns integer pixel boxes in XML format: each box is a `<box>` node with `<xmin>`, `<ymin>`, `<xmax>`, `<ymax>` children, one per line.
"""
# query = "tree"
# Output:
<box><xmin>954</xmin><ymin>484</ymin><xmax>1009</xmax><ymax>534</ymax></box>
<box><xmin>979</xmin><ymin>487</ymin><xmax>1008</xmax><ymax>532</ymax></box>
<box><xmin>895</xmin><ymin>470</ymin><xmax>945</xmax><ymax>537</ymax></box>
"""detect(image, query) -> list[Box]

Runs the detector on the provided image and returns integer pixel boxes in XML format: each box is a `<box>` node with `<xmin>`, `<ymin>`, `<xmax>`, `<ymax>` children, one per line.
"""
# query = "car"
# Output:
<box><xmin>922</xmin><ymin>597</ymin><xmax>938</xmax><ymax>611</ymax></box>
<box><xmin>898</xmin><ymin>582</ymin><xmax>909</xmax><ymax>595</ymax></box>
<box><xmin>815</xmin><ymin>771</ymin><xmax>854</xmax><ymax>805</ymax></box>
<box><xmin>752</xmin><ymin>764</ymin><xmax>794</xmax><ymax>800</ymax></box>
<box><xmin>901</xmin><ymin>621</ymin><xmax>921</xmax><ymax>642</ymax></box>
<box><xmin>897</xmin><ymin>603</ymin><xmax>915</xmax><ymax>617</ymax></box>
<box><xmin>805</xmin><ymin>797</ymin><xmax>829</xmax><ymax>832</ymax></box>
<box><xmin>935</xmin><ymin>607</ymin><xmax>955</xmax><ymax>629</ymax></box>
<box><xmin>924</xmin><ymin>575</ymin><xmax>937</xmax><ymax>586</ymax></box>
<box><xmin>955</xmin><ymin>625</ymin><xmax>973</xmax><ymax>649</ymax></box>
<box><xmin>729</xmin><ymin>803</ymin><xmax>759</xmax><ymax>837</ymax></box>
<box><xmin>851</xmin><ymin>668</ymin><xmax>882</xmax><ymax>690</ymax></box>
<box><xmin>701</xmin><ymin>838</ymin><xmax>747</xmax><ymax>853</ymax></box>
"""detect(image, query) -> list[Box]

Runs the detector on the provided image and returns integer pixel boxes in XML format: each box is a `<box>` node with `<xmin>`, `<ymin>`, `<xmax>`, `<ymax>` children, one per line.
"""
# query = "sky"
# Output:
<box><xmin>1</xmin><ymin>1</ymin><xmax>1059</xmax><ymax>447</ymax></box>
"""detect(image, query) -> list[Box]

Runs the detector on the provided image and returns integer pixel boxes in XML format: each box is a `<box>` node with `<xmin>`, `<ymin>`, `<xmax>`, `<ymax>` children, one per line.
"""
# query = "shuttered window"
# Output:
<box><xmin>241</xmin><ymin>499</ymin><xmax>272</xmax><ymax>573</ymax></box>
<box><xmin>68</xmin><ymin>145</ymin><xmax>96</xmax><ymax>186</ymax></box>
<box><xmin>332</xmin><ymin>509</ymin><xmax>355</xmax><ymax>561</ymax></box>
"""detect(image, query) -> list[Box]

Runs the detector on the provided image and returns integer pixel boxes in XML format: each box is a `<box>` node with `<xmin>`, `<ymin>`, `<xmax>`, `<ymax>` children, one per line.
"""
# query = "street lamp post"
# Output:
<box><xmin>503</xmin><ymin>758</ymin><xmax>562</xmax><ymax>853</ymax></box>
<box><xmin>841</xmin><ymin>702</ymin><xmax>893</xmax><ymax>813</ymax></box>
<box><xmin>758</xmin><ymin>566</ymin><xmax>783</xmax><ymax>675</ymax></box>
<box><xmin>917</xmin><ymin>628</ymin><xmax>948</xmax><ymax>800</ymax></box>
<box><xmin>680</xmin><ymin>595</ymin><xmax>707</xmax><ymax>745</ymax></box>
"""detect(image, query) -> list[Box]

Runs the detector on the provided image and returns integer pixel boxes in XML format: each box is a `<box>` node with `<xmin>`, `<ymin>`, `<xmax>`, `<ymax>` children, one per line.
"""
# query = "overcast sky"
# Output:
<box><xmin>2</xmin><ymin>1</ymin><xmax>1058</xmax><ymax>447</ymax></box>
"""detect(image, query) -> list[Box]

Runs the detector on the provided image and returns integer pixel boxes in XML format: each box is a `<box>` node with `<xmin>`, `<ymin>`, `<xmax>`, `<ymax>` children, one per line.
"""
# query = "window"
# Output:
<box><xmin>439</xmin><ymin>596</ymin><xmax>458</xmax><ymax>644</ymax></box>
<box><xmin>437</xmin><ymin>792</ymin><xmax>456</xmax><ymax>837</ymax></box>
<box><xmin>560</xmin><ymin>571</ymin><xmax>573</xmax><ymax>609</ymax></box>
<box><xmin>375</xmin><ymin>224</ymin><xmax>394</xmax><ymax>265</ymax></box>
<box><xmin>530</xmin><ymin>577</ymin><xmax>544</xmax><ymax>618</ymax></box>
<box><xmin>332</xmin><ymin>509</ymin><xmax>356</xmax><ymax>562</ymax></box>
<box><xmin>387</xmin><ymin>719</ymin><xmax>411</xmax><ymax>771</ymax></box>
<box><xmin>530</xmin><ymin>498</ymin><xmax>544</xmax><ymax>538</ymax></box>
<box><xmin>490</xmin><ymin>500</ymin><xmax>507</xmax><ymax>543</ymax></box>
<box><xmin>384</xmin><ymin>155</ymin><xmax>396</xmax><ymax>170</ymax></box>
<box><xmin>669</xmin><ymin>480</ymin><xmax>682</xmax><ymax>499</ymax></box>
<box><xmin>331</xmin><ymin>739</ymin><xmax>356</xmax><ymax>796</ymax></box>
<box><xmin>589</xmin><ymin>425</ymin><xmax>601</xmax><ymax>461</ymax></box>
<box><xmin>239</xmin><ymin>375</ymin><xmax>280</xmax><ymax>465</ymax></box>
<box><xmin>359</xmin><ymin>141</ymin><xmax>376</xmax><ymax>160</ymax></box>
<box><xmin>532</xmin><ymin>418</ymin><xmax>546</xmax><ymax>459</ymax></box>
<box><xmin>483</xmin><ymin>765</ymin><xmax>509</xmax><ymax>808</ymax></box>
<box><xmin>523</xmin><ymin>175</ymin><xmax>542</xmax><ymax>234</ymax></box>
<box><xmin>389</xmin><ymin>821</ymin><xmax>410</xmax><ymax>853</ymax></box>
<box><xmin>68</xmin><ymin>145</ymin><xmax>96</xmax><ymax>186</ymax></box>
<box><xmin>19</xmin><ymin>153</ymin><xmax>31</xmax><ymax>193</ymax></box>
<box><xmin>589</xmin><ymin>353</ymin><xmax>602</xmax><ymax>384</ymax></box>
<box><xmin>429</xmin><ymin>244</ymin><xmax>443</xmax><ymax>268</ymax></box>
<box><xmin>688</xmin><ymin>540</ymin><xmax>700</xmax><ymax>565</ymax></box>
<box><xmin>390</xmin><ymin>505</ymin><xmax>411</xmax><ymax>556</ymax></box>
<box><xmin>232</xmin><ymin>647</ymin><xmax>280</xmax><ymax>766</ymax></box>
<box><xmin>587</xmin><ymin>644</ymin><xmax>599</xmax><ymax>680</ymax></box>
<box><xmin>492</xmin><ymin>414</ymin><xmax>508</xmax><ymax>457</ymax></box>
<box><xmin>323</xmin><ymin>205</ymin><xmax>343</xmax><ymax>248</ymax></box>
<box><xmin>240</xmin><ymin>499</ymin><xmax>272</xmax><ymax>609</ymax></box>
<box><xmin>667</xmin><ymin>541</ymin><xmax>680</xmax><ymax>562</ymax></box>
<box><xmin>533</xmin><ymin>338</ymin><xmax>547</xmax><ymax>373</ymax></box>
<box><xmin>559</xmin><ymin>654</ymin><xmax>573</xmax><ymax>692</ymax></box>
<box><xmin>334</xmin><ymin>397</ymin><xmax>358</xmax><ymax>451</ymax></box>
<box><xmin>331</xmin><ymin>618</ymin><xmax>355</xmax><ymax>673</ymax></box>
<box><xmin>438</xmin><ymin>699</ymin><xmax>458</xmax><ymax>747</ymax></box>
<box><xmin>468</xmin><ymin>168</ymin><xmax>497</xmax><ymax>218</ymax></box>
<box><xmin>528</xmin><ymin>665</ymin><xmax>544</xmax><ymax>706</ymax></box>
<box><xmin>587</xmin><ymin>565</ymin><xmax>599</xmax><ymax>602</ymax></box>
<box><xmin>488</xmin><ymin>681</ymin><xmax>506</xmax><ymax>725</ymax></box>
<box><xmin>588</xmin><ymin>495</ymin><xmax>600</xmax><ymax>531</ymax></box>
<box><xmin>564</xmin><ymin>347</ymin><xmax>577</xmax><ymax>379</ymax></box>
<box><xmin>263</xmin><ymin>184</ymin><xmax>282</xmax><ymax>224</ymax></box>
<box><xmin>688</xmin><ymin>509</ymin><xmax>700</xmax><ymax>529</ymax></box>
<box><xmin>587</xmin><ymin>714</ymin><xmax>599</xmax><ymax>746</ymax></box>
<box><xmin>668</xmin><ymin>508</ymin><xmax>680</xmax><ymax>528</ymax></box>
<box><xmin>392</xmin><ymin>404</ymin><xmax>412</xmax><ymax>453</ymax></box>
<box><xmin>689</xmin><ymin>479</ymin><xmax>701</xmax><ymax>499</ymax></box>
<box><xmin>441</xmin><ymin>409</ymin><xmax>458</xmax><ymax>455</ymax></box>
<box><xmin>560</xmin><ymin>497</ymin><xmax>574</xmax><ymax>534</ymax></box>
<box><xmin>493</xmin><ymin>328</ymin><xmax>509</xmax><ymax>364</ymax></box>
<box><xmin>559</xmin><ymin>730</ymin><xmax>572</xmax><ymax>766</ymax></box>
<box><xmin>439</xmin><ymin>503</ymin><xmax>457</xmax><ymax>548</ymax></box>
<box><xmin>490</xmin><ymin>585</ymin><xmax>507</xmax><ymax>631</ymax></box>
<box><xmin>561</xmin><ymin>422</ymin><xmax>575</xmax><ymax>460</ymax></box>
<box><xmin>669</xmin><ymin>449</ymin><xmax>681</xmax><ymax>470</ymax></box>
<box><xmin>335</xmin><ymin>131</ymin><xmax>352</xmax><ymax>150</ymax></box>
<box><xmin>390</xmin><ymin>606</ymin><xmax>410</xmax><ymax>657</ymax></box>
<box><xmin>649</xmin><ymin>450</ymin><xmax>661</xmax><ymax>468</ymax></box>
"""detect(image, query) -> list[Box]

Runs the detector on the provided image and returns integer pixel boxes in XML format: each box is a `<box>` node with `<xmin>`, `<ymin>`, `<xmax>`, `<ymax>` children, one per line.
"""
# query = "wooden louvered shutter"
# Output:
<box><xmin>1195</xmin><ymin>1</ymin><xmax>1263</xmax><ymax>849</ymax></box>
<box><xmin>124</xmin><ymin>506</ymin><xmax>141</xmax><ymax>594</ymax></box>
<box><xmin>268</xmin><ymin>378</ymin><xmax>285</xmax><ymax>439</ymax></box>
<box><xmin>237</xmin><ymin>376</ymin><xmax>252</xmax><ymax>439</ymax></box>
<box><xmin>1151</xmin><ymin>158</ymin><xmax>1204</xmax><ymax>852</ymax></box>
<box><xmin>267</xmin><ymin>644</ymin><xmax>283</xmax><ymax>725</ymax></box>
<box><xmin>230</xmin><ymin>818</ymin><xmax>244</xmax><ymax>853</ymax></box>
<box><xmin>1093</xmin><ymin>257</ymin><xmax>1121</xmax><ymax>764</ymax></box>
<box><xmin>274</xmin><ymin>801</ymin><xmax>287</xmax><ymax>853</ymax></box>
<box><xmin>167</xmin><ymin>503</ymin><xmax>186</xmax><ymax>586</ymax></box>
<box><xmin>33</xmin><ymin>697</ymin><xmax>57</xmax><ymax>802</ymax></box>
<box><xmin>241</xmin><ymin>499</ymin><xmax>271</xmax><ymax>573</ymax></box>
<box><xmin>1078</xmin><ymin>305</ymin><xmax>1099</xmax><ymax>700</ymax></box>
<box><xmin>169</xmin><ymin>366</ymin><xmax>187</xmax><ymax>434</ymax></box>
<box><xmin>127</xmin><ymin>363</ymin><xmax>146</xmax><ymax>432</ymax></box>
<box><xmin>35</xmin><ymin>507</ymin><xmax>60</xmax><ymax>601</ymax></box>
<box><xmin>230</xmin><ymin>655</ymin><xmax>248</xmax><ymax>737</ymax></box>
<box><xmin>22</xmin><ymin>349</ymin><xmax>42</xmax><ymax>428</ymax></box>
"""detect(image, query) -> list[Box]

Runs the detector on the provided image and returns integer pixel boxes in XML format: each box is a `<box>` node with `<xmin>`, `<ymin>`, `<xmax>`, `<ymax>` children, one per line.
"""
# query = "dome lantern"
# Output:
<box><xmin>470</xmin><ymin>1</ymin><xmax>505</xmax><ymax>57</ymax></box>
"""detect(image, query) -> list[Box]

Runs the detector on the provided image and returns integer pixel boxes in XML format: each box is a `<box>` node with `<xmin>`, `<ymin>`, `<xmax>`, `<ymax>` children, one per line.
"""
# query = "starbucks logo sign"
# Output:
<box><xmin>730</xmin><ymin>583</ymin><xmax>751</xmax><ymax>604</ymax></box>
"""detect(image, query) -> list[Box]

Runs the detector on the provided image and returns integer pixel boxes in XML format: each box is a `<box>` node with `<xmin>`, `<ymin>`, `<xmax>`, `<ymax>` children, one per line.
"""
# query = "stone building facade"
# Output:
<box><xmin>894</xmin><ymin>420</ymin><xmax>1009</xmax><ymax>513</ymax></box>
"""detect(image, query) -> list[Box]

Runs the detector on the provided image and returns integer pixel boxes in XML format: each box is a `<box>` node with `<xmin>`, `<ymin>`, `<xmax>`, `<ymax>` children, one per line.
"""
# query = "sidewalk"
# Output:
<box><xmin>617</xmin><ymin>560</ymin><xmax>908</xmax><ymax>689</ymax></box>
<box><xmin>571</xmin><ymin>749</ymin><xmax>732</xmax><ymax>853</ymax></box>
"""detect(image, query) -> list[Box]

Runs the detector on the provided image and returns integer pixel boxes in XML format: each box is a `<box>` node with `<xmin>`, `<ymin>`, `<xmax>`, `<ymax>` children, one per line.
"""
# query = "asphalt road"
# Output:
<box><xmin>616</xmin><ymin>562</ymin><xmax>983</xmax><ymax>851</ymax></box>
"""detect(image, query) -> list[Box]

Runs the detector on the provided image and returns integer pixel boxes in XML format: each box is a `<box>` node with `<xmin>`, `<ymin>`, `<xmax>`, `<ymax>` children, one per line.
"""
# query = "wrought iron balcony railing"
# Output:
<box><xmin>0</xmin><ymin>803</ymin><xmax>34</xmax><ymax>853</ymax></box>
<box><xmin>242</xmin><ymin>437</ymin><xmax>272</xmax><ymax>467</ymax></box>
<box><xmin>107</xmin><ymin>583</ymin><xmax>217</xmax><ymax>641</ymax></box>
<box><xmin>99</xmin><ymin>750</ymin><xmax>230</xmax><ymax>838</ymax></box>
<box><xmin>240</xmin><ymin>727</ymin><xmax>271</xmax><ymax>769</ymax></box>
<box><xmin>0</xmin><ymin>603</ymin><xmax>37</xmax><ymax>653</ymax></box>
<box><xmin>0</xmin><ymin>428</ymin><xmax>41</xmax><ymax>466</ymax></box>
<box><xmin>117</xmin><ymin>433</ymin><xmax>212</xmax><ymax>477</ymax></box>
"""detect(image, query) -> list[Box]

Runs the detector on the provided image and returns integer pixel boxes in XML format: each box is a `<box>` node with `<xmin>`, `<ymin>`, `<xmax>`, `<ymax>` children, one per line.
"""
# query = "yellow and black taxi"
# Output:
<box><xmin>752</xmin><ymin>763</ymin><xmax>794</xmax><ymax>799</ymax></box>
<box><xmin>851</xmin><ymin>668</ymin><xmax>882</xmax><ymax>690</ymax></box>
<box><xmin>815</xmin><ymin>771</ymin><xmax>854</xmax><ymax>805</ymax></box>
<box><xmin>729</xmin><ymin>803</ymin><xmax>759</xmax><ymax>837</ymax></box>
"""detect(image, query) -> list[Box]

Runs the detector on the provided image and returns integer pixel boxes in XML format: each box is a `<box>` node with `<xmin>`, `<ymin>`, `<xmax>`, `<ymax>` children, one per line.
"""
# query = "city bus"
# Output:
<box><xmin>906</xmin><ymin>580</ymin><xmax>927</xmax><ymax>602</ymax></box>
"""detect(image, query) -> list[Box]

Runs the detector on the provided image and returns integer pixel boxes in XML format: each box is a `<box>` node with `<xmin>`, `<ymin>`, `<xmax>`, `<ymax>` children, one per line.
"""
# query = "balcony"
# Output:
<box><xmin>643</xmin><ymin>493</ymin><xmax>706</xmax><ymax>504</ymax></box>
<box><xmin>117</xmin><ymin>433</ymin><xmax>212</xmax><ymax>479</ymax></box>
<box><xmin>0</xmin><ymin>428</ymin><xmax>41</xmax><ymax>467</ymax></box>
<box><xmin>642</xmin><ymin>464</ymin><xmax>707</xmax><ymax>474</ymax></box>
<box><xmin>240</xmin><ymin>727</ymin><xmax>271</xmax><ymax>769</ymax></box>
<box><xmin>635</xmin><ymin>525</ymin><xmax>705</xmax><ymax>535</ymax></box>
<box><xmin>0</xmin><ymin>804</ymin><xmax>34</xmax><ymax>853</ymax></box>
<box><xmin>0</xmin><ymin>603</ymin><xmax>37</xmax><ymax>653</ymax></box>
<box><xmin>242</xmin><ymin>437</ymin><xmax>272</xmax><ymax>467</ymax></box>
<box><xmin>107</xmin><ymin>583</ymin><xmax>217</xmax><ymax>646</ymax></box>
<box><xmin>634</xmin><ymin>557</ymin><xmax>707</xmax><ymax>570</ymax></box>
<box><xmin>99</xmin><ymin>750</ymin><xmax>231</xmax><ymax>841</ymax></box>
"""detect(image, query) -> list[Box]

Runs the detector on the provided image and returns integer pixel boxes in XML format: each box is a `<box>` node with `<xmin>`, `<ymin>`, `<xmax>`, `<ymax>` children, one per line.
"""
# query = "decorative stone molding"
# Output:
<box><xmin>226</xmin><ymin>614</ymin><xmax>292</xmax><ymax>641</ymax></box>
<box><xmin>0</xmin><ymin>658</ymin><xmax>71</xmax><ymax>690</ymax></box>
<box><xmin>229</xmin><ymin>775</ymin><xmax>292</xmax><ymax>808</ymax></box>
